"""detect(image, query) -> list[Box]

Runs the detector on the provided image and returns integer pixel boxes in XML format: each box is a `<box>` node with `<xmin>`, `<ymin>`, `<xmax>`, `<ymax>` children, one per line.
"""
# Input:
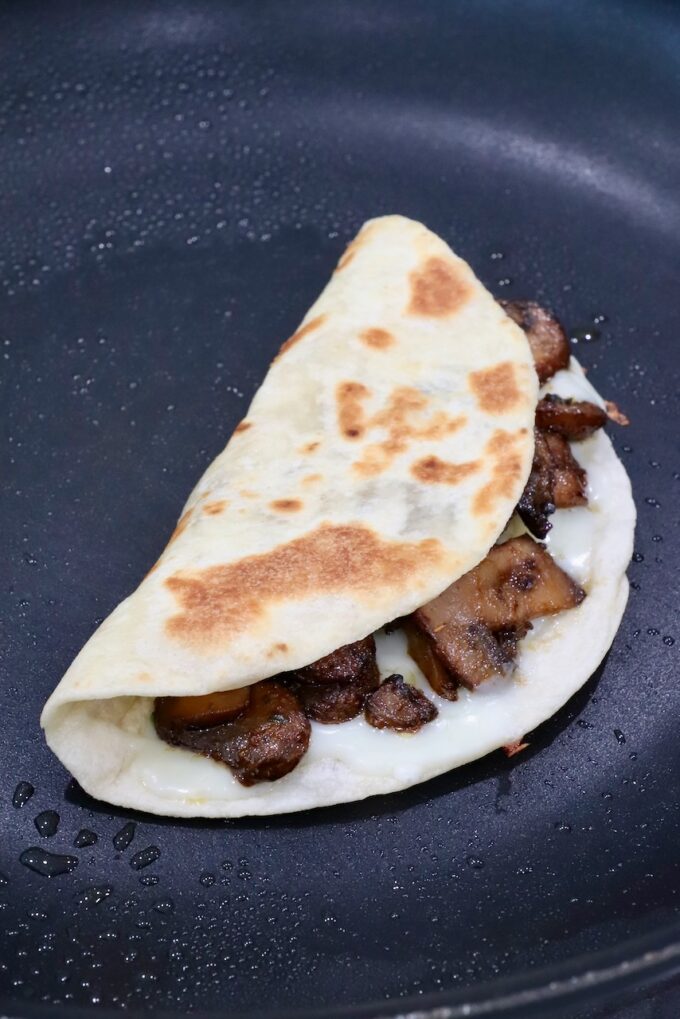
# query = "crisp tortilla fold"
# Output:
<box><xmin>42</xmin><ymin>214</ymin><xmax>542</xmax><ymax>813</ymax></box>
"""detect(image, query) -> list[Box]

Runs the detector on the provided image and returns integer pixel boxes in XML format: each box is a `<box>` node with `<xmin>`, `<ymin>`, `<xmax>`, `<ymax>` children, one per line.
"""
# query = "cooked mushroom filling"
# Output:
<box><xmin>286</xmin><ymin>637</ymin><xmax>380</xmax><ymax>724</ymax></box>
<box><xmin>155</xmin><ymin>681</ymin><xmax>310</xmax><ymax>787</ymax></box>
<box><xmin>154</xmin><ymin>300</ymin><xmax>612</xmax><ymax>784</ymax></box>
<box><xmin>518</xmin><ymin>428</ymin><xmax>587</xmax><ymax>539</ymax></box>
<box><xmin>364</xmin><ymin>674</ymin><xmax>438</xmax><ymax>732</ymax></box>
<box><xmin>406</xmin><ymin>535</ymin><xmax>584</xmax><ymax>696</ymax></box>
<box><xmin>499</xmin><ymin>300</ymin><xmax>570</xmax><ymax>383</ymax></box>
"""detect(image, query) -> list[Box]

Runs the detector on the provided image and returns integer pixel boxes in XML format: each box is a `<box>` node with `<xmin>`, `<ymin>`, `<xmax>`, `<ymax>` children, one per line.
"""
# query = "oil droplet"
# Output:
<box><xmin>74</xmin><ymin>829</ymin><xmax>98</xmax><ymax>848</ymax></box>
<box><xmin>12</xmin><ymin>782</ymin><xmax>35</xmax><ymax>808</ymax></box>
<box><xmin>237</xmin><ymin>858</ymin><xmax>252</xmax><ymax>880</ymax></box>
<box><xmin>199</xmin><ymin>873</ymin><xmax>215</xmax><ymax>887</ymax></box>
<box><xmin>466</xmin><ymin>856</ymin><xmax>484</xmax><ymax>869</ymax></box>
<box><xmin>112</xmin><ymin>822</ymin><xmax>136</xmax><ymax>850</ymax></box>
<box><xmin>570</xmin><ymin>327</ymin><xmax>601</xmax><ymax>344</ymax></box>
<box><xmin>76</xmin><ymin>885</ymin><xmax>113</xmax><ymax>907</ymax></box>
<box><xmin>0</xmin><ymin>872</ymin><xmax>8</xmax><ymax>885</ymax></box>
<box><xmin>632</xmin><ymin>552</ymin><xmax>644</xmax><ymax>563</ymax></box>
<box><xmin>130</xmin><ymin>846</ymin><xmax>160</xmax><ymax>870</ymax></box>
<box><xmin>554</xmin><ymin>821</ymin><xmax>572</xmax><ymax>832</ymax></box>
<box><xmin>664</xmin><ymin>636</ymin><xmax>675</xmax><ymax>646</ymax></box>
<box><xmin>153</xmin><ymin>899</ymin><xmax>174</xmax><ymax>914</ymax></box>
<box><xmin>139</xmin><ymin>874</ymin><xmax>159</xmax><ymax>887</ymax></box>
<box><xmin>34</xmin><ymin>810</ymin><xmax>60</xmax><ymax>837</ymax></box>
<box><xmin>602</xmin><ymin>791</ymin><xmax>614</xmax><ymax>801</ymax></box>
<box><xmin>629</xmin><ymin>752</ymin><xmax>638</xmax><ymax>761</ymax></box>
<box><xmin>497</xmin><ymin>277</ymin><xmax>512</xmax><ymax>287</ymax></box>
<box><xmin>19</xmin><ymin>848</ymin><xmax>78</xmax><ymax>877</ymax></box>
<box><xmin>613</xmin><ymin>729</ymin><xmax>626</xmax><ymax>745</ymax></box>
<box><xmin>490</xmin><ymin>251</ymin><xmax>504</xmax><ymax>260</ymax></box>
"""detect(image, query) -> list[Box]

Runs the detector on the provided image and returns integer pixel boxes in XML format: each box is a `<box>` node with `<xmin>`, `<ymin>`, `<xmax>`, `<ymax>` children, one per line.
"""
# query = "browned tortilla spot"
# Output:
<box><xmin>473</xmin><ymin>430</ymin><xmax>525</xmax><ymax>515</ymax></box>
<box><xmin>469</xmin><ymin>362</ymin><xmax>522</xmax><ymax>414</ymax></box>
<box><xmin>336</xmin><ymin>244</ymin><xmax>357</xmax><ymax>271</ymax></box>
<box><xmin>487</xmin><ymin>430</ymin><xmax>519</xmax><ymax>456</ymax></box>
<box><xmin>267</xmin><ymin>642</ymin><xmax>289</xmax><ymax>657</ymax></box>
<box><xmin>300</xmin><ymin>440</ymin><xmax>320</xmax><ymax>454</ymax></box>
<box><xmin>204</xmin><ymin>500</ymin><xmax>227</xmax><ymax>516</ymax></box>
<box><xmin>336</xmin><ymin>225</ymin><xmax>378</xmax><ymax>272</ymax></box>
<box><xmin>411</xmin><ymin>456</ymin><xmax>480</xmax><ymax>485</ymax></box>
<box><xmin>270</xmin><ymin>498</ymin><xmax>303</xmax><ymax>513</ymax></box>
<box><xmin>351</xmin><ymin>386</ymin><xmax>466</xmax><ymax>476</ymax></box>
<box><xmin>234</xmin><ymin>420</ymin><xmax>252</xmax><ymax>434</ymax></box>
<box><xmin>165</xmin><ymin>524</ymin><xmax>444</xmax><ymax>648</ymax></box>
<box><xmin>302</xmin><ymin>473</ymin><xmax>322</xmax><ymax>485</ymax></box>
<box><xmin>360</xmin><ymin>327</ymin><xmax>395</xmax><ymax>350</ymax></box>
<box><xmin>338</xmin><ymin>251</ymin><xmax>355</xmax><ymax>270</ymax></box>
<box><xmin>277</xmin><ymin>314</ymin><xmax>326</xmax><ymax>357</ymax></box>
<box><xmin>408</xmin><ymin>256</ymin><xmax>471</xmax><ymax>317</ymax></box>
<box><xmin>336</xmin><ymin>380</ymin><xmax>371</xmax><ymax>439</ymax></box>
<box><xmin>240</xmin><ymin>489</ymin><xmax>258</xmax><ymax>499</ymax></box>
<box><xmin>167</xmin><ymin>509</ymin><xmax>192</xmax><ymax>546</ymax></box>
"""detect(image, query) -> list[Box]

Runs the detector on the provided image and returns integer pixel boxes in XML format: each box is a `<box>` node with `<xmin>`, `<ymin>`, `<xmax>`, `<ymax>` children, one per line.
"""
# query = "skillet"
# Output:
<box><xmin>1</xmin><ymin>2</ymin><xmax>680</xmax><ymax>1016</ymax></box>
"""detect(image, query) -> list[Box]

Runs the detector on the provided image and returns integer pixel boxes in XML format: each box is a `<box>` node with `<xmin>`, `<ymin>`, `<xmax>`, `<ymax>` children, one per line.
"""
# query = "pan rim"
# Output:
<box><xmin>2</xmin><ymin>918</ymin><xmax>680</xmax><ymax>1018</ymax></box>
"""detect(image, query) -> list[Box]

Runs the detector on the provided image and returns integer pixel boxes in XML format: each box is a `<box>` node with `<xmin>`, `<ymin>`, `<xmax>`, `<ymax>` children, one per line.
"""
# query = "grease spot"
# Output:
<box><xmin>12</xmin><ymin>782</ymin><xmax>34</xmax><ymax>808</ymax></box>
<box><xmin>130</xmin><ymin>846</ymin><xmax>161</xmax><ymax>871</ymax></box>
<box><xmin>112</xmin><ymin>822</ymin><xmax>136</xmax><ymax>851</ymax></box>
<box><xmin>20</xmin><ymin>848</ymin><xmax>78</xmax><ymax>877</ymax></box>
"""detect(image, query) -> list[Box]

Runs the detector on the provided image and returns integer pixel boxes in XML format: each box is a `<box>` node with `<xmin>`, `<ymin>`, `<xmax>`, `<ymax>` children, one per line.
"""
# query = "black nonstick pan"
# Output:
<box><xmin>2</xmin><ymin>2</ymin><xmax>680</xmax><ymax>1017</ymax></box>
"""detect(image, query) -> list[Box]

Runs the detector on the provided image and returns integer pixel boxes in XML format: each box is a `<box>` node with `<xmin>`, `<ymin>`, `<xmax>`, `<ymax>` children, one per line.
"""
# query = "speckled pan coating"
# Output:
<box><xmin>1</xmin><ymin>1</ymin><xmax>679</xmax><ymax>1016</ymax></box>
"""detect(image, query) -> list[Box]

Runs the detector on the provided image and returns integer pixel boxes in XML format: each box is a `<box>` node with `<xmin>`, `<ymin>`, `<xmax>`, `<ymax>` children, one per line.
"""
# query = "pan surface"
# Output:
<box><xmin>1</xmin><ymin>1</ymin><xmax>680</xmax><ymax>1016</ymax></box>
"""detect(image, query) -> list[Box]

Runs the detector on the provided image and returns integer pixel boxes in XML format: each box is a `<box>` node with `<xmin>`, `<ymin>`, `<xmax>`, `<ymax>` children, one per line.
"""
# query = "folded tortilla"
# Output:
<box><xmin>41</xmin><ymin>215</ymin><xmax>633</xmax><ymax>817</ymax></box>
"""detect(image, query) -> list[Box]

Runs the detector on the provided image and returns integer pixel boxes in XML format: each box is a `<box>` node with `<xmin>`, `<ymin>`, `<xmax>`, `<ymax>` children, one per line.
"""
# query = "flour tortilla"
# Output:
<box><xmin>40</xmin><ymin>217</ymin><xmax>632</xmax><ymax>818</ymax></box>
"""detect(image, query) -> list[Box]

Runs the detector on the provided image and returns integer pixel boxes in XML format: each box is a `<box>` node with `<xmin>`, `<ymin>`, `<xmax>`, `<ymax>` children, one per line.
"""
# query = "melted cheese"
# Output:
<box><xmin>129</xmin><ymin>357</ymin><xmax>633</xmax><ymax>812</ymax></box>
